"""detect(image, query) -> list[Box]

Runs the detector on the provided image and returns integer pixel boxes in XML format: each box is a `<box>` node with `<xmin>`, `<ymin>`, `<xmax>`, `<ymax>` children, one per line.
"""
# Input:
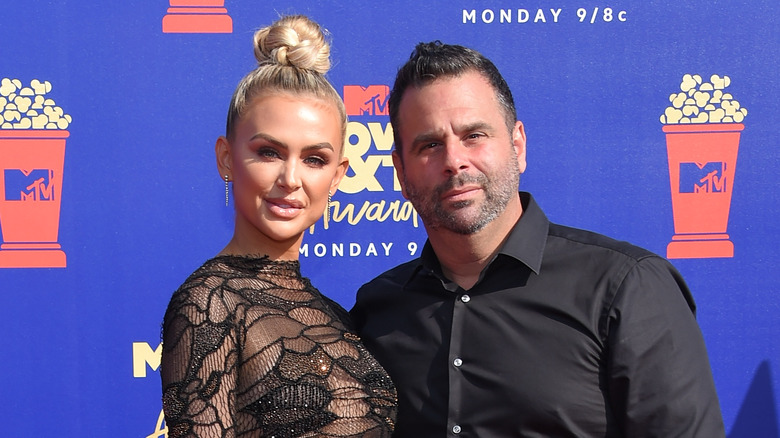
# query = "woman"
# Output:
<box><xmin>161</xmin><ymin>15</ymin><xmax>397</xmax><ymax>438</ymax></box>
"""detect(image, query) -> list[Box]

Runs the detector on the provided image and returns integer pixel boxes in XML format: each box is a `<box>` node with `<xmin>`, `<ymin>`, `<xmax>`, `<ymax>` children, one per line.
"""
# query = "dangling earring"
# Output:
<box><xmin>224</xmin><ymin>175</ymin><xmax>230</xmax><ymax>206</ymax></box>
<box><xmin>325</xmin><ymin>190</ymin><xmax>332</xmax><ymax>222</ymax></box>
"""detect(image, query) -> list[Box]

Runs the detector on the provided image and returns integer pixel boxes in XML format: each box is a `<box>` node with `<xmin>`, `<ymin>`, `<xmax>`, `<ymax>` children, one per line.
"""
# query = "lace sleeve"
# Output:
<box><xmin>161</xmin><ymin>283</ymin><xmax>238</xmax><ymax>438</ymax></box>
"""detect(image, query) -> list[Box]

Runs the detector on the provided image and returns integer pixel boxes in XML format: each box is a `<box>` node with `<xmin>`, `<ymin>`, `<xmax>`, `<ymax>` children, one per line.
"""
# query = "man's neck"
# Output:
<box><xmin>427</xmin><ymin>197</ymin><xmax>523</xmax><ymax>290</ymax></box>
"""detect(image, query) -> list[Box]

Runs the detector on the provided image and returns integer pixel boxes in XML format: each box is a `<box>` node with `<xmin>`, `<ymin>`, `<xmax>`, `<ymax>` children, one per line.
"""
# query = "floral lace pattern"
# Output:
<box><xmin>161</xmin><ymin>255</ymin><xmax>397</xmax><ymax>437</ymax></box>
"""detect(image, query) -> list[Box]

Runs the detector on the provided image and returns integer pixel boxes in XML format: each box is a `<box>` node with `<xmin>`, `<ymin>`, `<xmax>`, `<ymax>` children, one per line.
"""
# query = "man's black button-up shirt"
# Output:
<box><xmin>351</xmin><ymin>192</ymin><xmax>725</xmax><ymax>437</ymax></box>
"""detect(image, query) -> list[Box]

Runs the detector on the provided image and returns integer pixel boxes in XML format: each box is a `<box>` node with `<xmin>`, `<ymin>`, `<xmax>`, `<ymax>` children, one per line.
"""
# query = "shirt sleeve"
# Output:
<box><xmin>605</xmin><ymin>256</ymin><xmax>726</xmax><ymax>437</ymax></box>
<box><xmin>161</xmin><ymin>285</ymin><xmax>238</xmax><ymax>438</ymax></box>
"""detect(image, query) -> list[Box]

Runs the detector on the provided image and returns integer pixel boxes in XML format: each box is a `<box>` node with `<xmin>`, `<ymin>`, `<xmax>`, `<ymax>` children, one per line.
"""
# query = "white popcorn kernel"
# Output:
<box><xmin>672</xmin><ymin>93</ymin><xmax>687</xmax><ymax>108</ymax></box>
<box><xmin>660</xmin><ymin>114</ymin><xmax>667</xmax><ymax>124</ymax></box>
<box><xmin>64</xmin><ymin>114</ymin><xmax>72</xmax><ymax>123</ymax></box>
<box><xmin>700</xmin><ymin>83</ymin><xmax>714</xmax><ymax>91</ymax></box>
<box><xmin>709</xmin><ymin>108</ymin><xmax>725</xmax><ymax>123</ymax></box>
<box><xmin>0</xmin><ymin>96</ymin><xmax>5</xmax><ymax>109</ymax></box>
<box><xmin>14</xmin><ymin>118</ymin><xmax>32</xmax><ymax>129</ymax></box>
<box><xmin>14</xmin><ymin>96</ymin><xmax>32</xmax><ymax>113</ymax></box>
<box><xmin>680</xmin><ymin>117</ymin><xmax>691</xmax><ymax>124</ymax></box>
<box><xmin>710</xmin><ymin>90</ymin><xmax>723</xmax><ymax>104</ymax></box>
<box><xmin>740</xmin><ymin>108</ymin><xmax>748</xmax><ymax>117</ymax></box>
<box><xmin>31</xmin><ymin>79</ymin><xmax>47</xmax><ymax>95</ymax></box>
<box><xmin>693</xmin><ymin>74</ymin><xmax>702</xmax><ymax>84</ymax></box>
<box><xmin>692</xmin><ymin>112</ymin><xmax>708</xmax><ymax>123</ymax></box>
<box><xmin>684</xmin><ymin>98</ymin><xmax>696</xmax><ymax>105</ymax></box>
<box><xmin>704</xmin><ymin>104</ymin><xmax>716</xmax><ymax>111</ymax></box>
<box><xmin>11</xmin><ymin>79</ymin><xmax>22</xmax><ymax>89</ymax></box>
<box><xmin>0</xmin><ymin>78</ymin><xmax>17</xmax><ymax>96</ymax></box>
<box><xmin>693</xmin><ymin>91</ymin><xmax>710</xmax><ymax>107</ymax></box>
<box><xmin>733</xmin><ymin>111</ymin><xmax>744</xmax><ymax>122</ymax></box>
<box><xmin>45</xmin><ymin>122</ymin><xmax>58</xmax><ymax>129</ymax></box>
<box><xmin>680</xmin><ymin>74</ymin><xmax>698</xmax><ymax>92</ymax></box>
<box><xmin>723</xmin><ymin>116</ymin><xmax>734</xmax><ymax>123</ymax></box>
<box><xmin>57</xmin><ymin>118</ymin><xmax>69</xmax><ymax>129</ymax></box>
<box><xmin>665</xmin><ymin>107</ymin><xmax>683</xmax><ymax>124</ymax></box>
<box><xmin>0</xmin><ymin>113</ymin><xmax>4</xmax><ymax>123</ymax></box>
<box><xmin>3</xmin><ymin>109</ymin><xmax>21</xmax><ymax>122</ymax></box>
<box><xmin>26</xmin><ymin>109</ymin><xmax>38</xmax><ymax>117</ymax></box>
<box><xmin>5</xmin><ymin>103</ymin><xmax>16</xmax><ymax>111</ymax></box>
<box><xmin>722</xmin><ymin>93</ymin><xmax>733</xmax><ymax>100</ymax></box>
<box><xmin>32</xmin><ymin>95</ymin><xmax>44</xmax><ymax>109</ymax></box>
<box><xmin>32</xmin><ymin>114</ymin><xmax>48</xmax><ymax>129</ymax></box>
<box><xmin>19</xmin><ymin>87</ymin><xmax>34</xmax><ymax>96</ymax></box>
<box><xmin>1</xmin><ymin>122</ymin><xmax>13</xmax><ymax>129</ymax></box>
<box><xmin>683</xmin><ymin>105</ymin><xmax>700</xmax><ymax>116</ymax></box>
<box><xmin>722</xmin><ymin>100</ymin><xmax>740</xmax><ymax>116</ymax></box>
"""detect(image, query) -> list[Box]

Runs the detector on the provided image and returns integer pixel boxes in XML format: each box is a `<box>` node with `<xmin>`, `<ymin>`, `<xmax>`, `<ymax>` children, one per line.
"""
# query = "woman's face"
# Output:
<box><xmin>218</xmin><ymin>93</ymin><xmax>347</xmax><ymax>252</ymax></box>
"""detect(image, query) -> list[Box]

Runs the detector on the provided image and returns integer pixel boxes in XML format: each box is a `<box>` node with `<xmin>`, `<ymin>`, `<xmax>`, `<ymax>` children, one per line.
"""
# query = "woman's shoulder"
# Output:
<box><xmin>165</xmin><ymin>257</ymin><xmax>237</xmax><ymax>317</ymax></box>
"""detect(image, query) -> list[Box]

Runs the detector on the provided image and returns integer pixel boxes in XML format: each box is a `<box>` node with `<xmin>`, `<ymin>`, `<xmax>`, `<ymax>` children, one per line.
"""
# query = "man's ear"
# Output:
<box><xmin>215</xmin><ymin>136</ymin><xmax>232</xmax><ymax>180</ymax></box>
<box><xmin>392</xmin><ymin>150</ymin><xmax>409</xmax><ymax>199</ymax></box>
<box><xmin>512</xmin><ymin>121</ymin><xmax>527</xmax><ymax>174</ymax></box>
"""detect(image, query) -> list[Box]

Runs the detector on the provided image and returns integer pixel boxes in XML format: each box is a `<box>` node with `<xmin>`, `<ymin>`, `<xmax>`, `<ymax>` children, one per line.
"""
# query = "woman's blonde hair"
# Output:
<box><xmin>225</xmin><ymin>15</ymin><xmax>347</xmax><ymax>146</ymax></box>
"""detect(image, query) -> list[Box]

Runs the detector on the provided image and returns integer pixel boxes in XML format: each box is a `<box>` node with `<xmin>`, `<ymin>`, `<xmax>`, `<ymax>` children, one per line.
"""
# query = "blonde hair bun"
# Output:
<box><xmin>253</xmin><ymin>15</ymin><xmax>331</xmax><ymax>75</ymax></box>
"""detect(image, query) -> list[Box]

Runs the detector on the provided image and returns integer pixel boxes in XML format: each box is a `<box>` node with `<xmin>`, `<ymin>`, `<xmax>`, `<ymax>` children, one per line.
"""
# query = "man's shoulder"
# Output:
<box><xmin>547</xmin><ymin>222</ymin><xmax>658</xmax><ymax>263</ymax></box>
<box><xmin>361</xmin><ymin>258</ymin><xmax>422</xmax><ymax>289</ymax></box>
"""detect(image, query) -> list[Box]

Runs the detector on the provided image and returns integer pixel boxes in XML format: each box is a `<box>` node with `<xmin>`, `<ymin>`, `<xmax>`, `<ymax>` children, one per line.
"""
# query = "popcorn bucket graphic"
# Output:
<box><xmin>0</xmin><ymin>130</ymin><xmax>68</xmax><ymax>268</ymax></box>
<box><xmin>162</xmin><ymin>0</ymin><xmax>233</xmax><ymax>33</ymax></box>
<box><xmin>664</xmin><ymin>123</ymin><xmax>743</xmax><ymax>259</ymax></box>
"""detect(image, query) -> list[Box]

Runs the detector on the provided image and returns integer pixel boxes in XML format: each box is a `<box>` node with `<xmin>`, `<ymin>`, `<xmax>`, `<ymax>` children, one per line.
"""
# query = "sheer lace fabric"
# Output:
<box><xmin>161</xmin><ymin>255</ymin><xmax>397</xmax><ymax>437</ymax></box>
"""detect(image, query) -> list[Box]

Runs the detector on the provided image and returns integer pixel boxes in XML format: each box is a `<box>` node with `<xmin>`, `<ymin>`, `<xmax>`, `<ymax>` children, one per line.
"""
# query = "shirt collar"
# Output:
<box><xmin>407</xmin><ymin>192</ymin><xmax>549</xmax><ymax>286</ymax></box>
<box><xmin>499</xmin><ymin>192</ymin><xmax>548</xmax><ymax>275</ymax></box>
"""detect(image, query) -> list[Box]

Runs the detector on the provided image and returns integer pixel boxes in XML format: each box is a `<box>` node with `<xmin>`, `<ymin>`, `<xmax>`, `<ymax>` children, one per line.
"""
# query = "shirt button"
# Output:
<box><xmin>453</xmin><ymin>358</ymin><xmax>463</xmax><ymax>367</ymax></box>
<box><xmin>452</xmin><ymin>425</ymin><xmax>462</xmax><ymax>434</ymax></box>
<box><xmin>460</xmin><ymin>294</ymin><xmax>470</xmax><ymax>303</ymax></box>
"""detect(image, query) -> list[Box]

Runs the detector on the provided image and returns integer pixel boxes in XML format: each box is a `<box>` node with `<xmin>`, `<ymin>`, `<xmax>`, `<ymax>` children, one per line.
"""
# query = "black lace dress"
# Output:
<box><xmin>161</xmin><ymin>255</ymin><xmax>397</xmax><ymax>437</ymax></box>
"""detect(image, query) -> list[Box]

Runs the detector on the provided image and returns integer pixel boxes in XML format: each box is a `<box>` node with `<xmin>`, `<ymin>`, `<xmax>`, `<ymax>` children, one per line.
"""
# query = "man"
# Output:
<box><xmin>350</xmin><ymin>41</ymin><xmax>725</xmax><ymax>437</ymax></box>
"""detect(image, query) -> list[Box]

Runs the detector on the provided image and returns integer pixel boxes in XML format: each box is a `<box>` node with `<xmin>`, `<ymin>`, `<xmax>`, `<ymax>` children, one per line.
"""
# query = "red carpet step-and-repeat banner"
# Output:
<box><xmin>1</xmin><ymin>1</ymin><xmax>778</xmax><ymax>436</ymax></box>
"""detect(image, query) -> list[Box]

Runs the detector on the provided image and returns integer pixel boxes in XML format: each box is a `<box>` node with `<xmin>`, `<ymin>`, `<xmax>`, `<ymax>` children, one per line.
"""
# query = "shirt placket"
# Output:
<box><xmin>447</xmin><ymin>286</ymin><xmax>469</xmax><ymax>436</ymax></box>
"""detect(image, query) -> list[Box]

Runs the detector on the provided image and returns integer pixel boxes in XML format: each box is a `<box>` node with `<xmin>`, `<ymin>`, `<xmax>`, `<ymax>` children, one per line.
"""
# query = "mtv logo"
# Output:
<box><xmin>679</xmin><ymin>162</ymin><xmax>727</xmax><ymax>193</ymax></box>
<box><xmin>344</xmin><ymin>85</ymin><xmax>390</xmax><ymax>116</ymax></box>
<box><xmin>4</xmin><ymin>169</ymin><xmax>55</xmax><ymax>201</ymax></box>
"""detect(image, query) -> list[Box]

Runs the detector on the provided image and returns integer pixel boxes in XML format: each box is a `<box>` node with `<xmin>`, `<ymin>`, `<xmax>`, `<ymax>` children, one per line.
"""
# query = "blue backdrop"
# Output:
<box><xmin>1</xmin><ymin>1</ymin><xmax>777</xmax><ymax>436</ymax></box>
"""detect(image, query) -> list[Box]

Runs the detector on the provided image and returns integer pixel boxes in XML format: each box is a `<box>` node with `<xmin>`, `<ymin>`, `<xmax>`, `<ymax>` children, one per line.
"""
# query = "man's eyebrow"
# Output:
<box><xmin>409</xmin><ymin>121</ymin><xmax>494</xmax><ymax>150</ymax></box>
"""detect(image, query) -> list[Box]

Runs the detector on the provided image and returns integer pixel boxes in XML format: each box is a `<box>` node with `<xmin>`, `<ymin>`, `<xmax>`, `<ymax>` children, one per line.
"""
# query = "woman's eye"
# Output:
<box><xmin>257</xmin><ymin>147</ymin><xmax>280</xmax><ymax>159</ymax></box>
<box><xmin>304</xmin><ymin>155</ymin><xmax>328</xmax><ymax>166</ymax></box>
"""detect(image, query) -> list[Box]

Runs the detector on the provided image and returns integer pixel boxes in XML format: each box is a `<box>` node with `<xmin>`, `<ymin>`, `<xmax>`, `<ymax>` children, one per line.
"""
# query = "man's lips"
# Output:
<box><xmin>441</xmin><ymin>186</ymin><xmax>481</xmax><ymax>201</ymax></box>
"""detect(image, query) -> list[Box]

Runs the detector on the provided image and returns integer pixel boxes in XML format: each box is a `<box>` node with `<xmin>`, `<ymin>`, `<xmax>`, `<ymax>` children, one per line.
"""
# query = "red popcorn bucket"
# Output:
<box><xmin>663</xmin><ymin>123</ymin><xmax>743</xmax><ymax>259</ymax></box>
<box><xmin>0</xmin><ymin>130</ymin><xmax>68</xmax><ymax>268</ymax></box>
<box><xmin>162</xmin><ymin>0</ymin><xmax>233</xmax><ymax>33</ymax></box>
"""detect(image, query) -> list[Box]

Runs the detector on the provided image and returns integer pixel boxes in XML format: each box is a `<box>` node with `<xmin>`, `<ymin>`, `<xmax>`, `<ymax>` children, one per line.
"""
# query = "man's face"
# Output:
<box><xmin>393</xmin><ymin>70</ymin><xmax>527</xmax><ymax>235</ymax></box>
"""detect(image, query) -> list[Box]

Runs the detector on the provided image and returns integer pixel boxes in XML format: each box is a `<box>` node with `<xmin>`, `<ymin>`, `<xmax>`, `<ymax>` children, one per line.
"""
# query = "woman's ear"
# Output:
<box><xmin>215</xmin><ymin>136</ymin><xmax>232</xmax><ymax>179</ymax></box>
<box><xmin>330</xmin><ymin>156</ymin><xmax>349</xmax><ymax>194</ymax></box>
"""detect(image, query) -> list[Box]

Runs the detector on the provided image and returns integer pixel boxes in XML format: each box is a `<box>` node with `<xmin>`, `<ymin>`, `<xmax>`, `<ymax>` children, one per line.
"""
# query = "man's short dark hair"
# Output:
<box><xmin>388</xmin><ymin>41</ymin><xmax>517</xmax><ymax>157</ymax></box>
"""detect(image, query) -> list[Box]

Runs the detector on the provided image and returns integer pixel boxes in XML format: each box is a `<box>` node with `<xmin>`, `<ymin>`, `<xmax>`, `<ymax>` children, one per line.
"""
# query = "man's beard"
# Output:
<box><xmin>403</xmin><ymin>152</ymin><xmax>520</xmax><ymax>235</ymax></box>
